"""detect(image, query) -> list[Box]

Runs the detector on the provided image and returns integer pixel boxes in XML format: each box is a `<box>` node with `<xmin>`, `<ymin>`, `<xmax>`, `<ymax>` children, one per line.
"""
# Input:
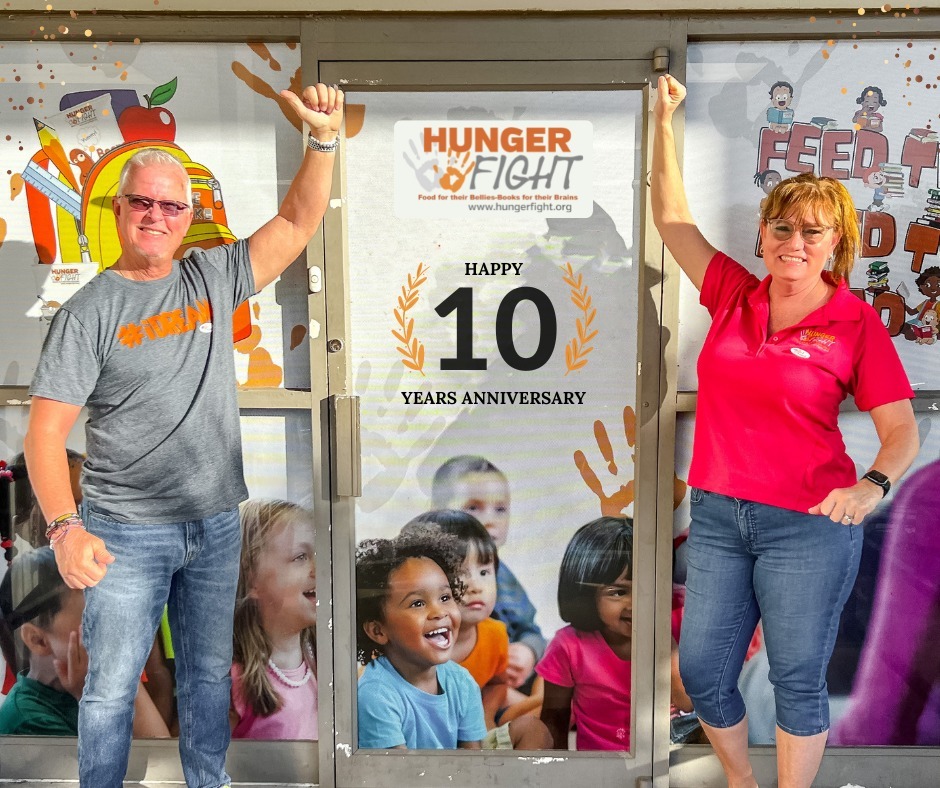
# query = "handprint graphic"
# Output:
<box><xmin>434</xmin><ymin>149</ymin><xmax>475</xmax><ymax>193</ymax></box>
<box><xmin>403</xmin><ymin>138</ymin><xmax>442</xmax><ymax>193</ymax></box>
<box><xmin>575</xmin><ymin>405</ymin><xmax>688</xmax><ymax>516</ymax></box>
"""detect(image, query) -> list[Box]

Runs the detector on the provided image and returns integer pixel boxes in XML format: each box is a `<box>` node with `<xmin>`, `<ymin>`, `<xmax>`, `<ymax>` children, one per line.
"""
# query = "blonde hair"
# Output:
<box><xmin>759</xmin><ymin>172</ymin><xmax>860</xmax><ymax>282</ymax></box>
<box><xmin>233</xmin><ymin>499</ymin><xmax>316</xmax><ymax>717</ymax></box>
<box><xmin>117</xmin><ymin>148</ymin><xmax>192</xmax><ymax>206</ymax></box>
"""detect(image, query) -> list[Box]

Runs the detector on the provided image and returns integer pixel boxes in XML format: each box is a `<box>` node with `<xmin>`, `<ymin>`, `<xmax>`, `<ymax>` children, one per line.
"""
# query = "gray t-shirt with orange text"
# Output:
<box><xmin>29</xmin><ymin>240</ymin><xmax>255</xmax><ymax>523</ymax></box>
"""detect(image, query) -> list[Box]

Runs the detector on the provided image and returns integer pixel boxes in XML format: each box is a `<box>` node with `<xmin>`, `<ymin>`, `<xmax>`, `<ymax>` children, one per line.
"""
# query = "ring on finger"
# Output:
<box><xmin>842</xmin><ymin>514</ymin><xmax>854</xmax><ymax>524</ymax></box>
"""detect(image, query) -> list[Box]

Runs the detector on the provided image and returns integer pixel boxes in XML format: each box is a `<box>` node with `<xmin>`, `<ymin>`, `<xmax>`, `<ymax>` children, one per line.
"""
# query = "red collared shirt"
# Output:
<box><xmin>688</xmin><ymin>252</ymin><xmax>914</xmax><ymax>513</ymax></box>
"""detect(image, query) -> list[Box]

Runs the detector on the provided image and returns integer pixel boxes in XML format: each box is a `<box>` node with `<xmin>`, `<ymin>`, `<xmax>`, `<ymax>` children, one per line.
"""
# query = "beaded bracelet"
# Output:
<box><xmin>46</xmin><ymin>513</ymin><xmax>85</xmax><ymax>549</ymax></box>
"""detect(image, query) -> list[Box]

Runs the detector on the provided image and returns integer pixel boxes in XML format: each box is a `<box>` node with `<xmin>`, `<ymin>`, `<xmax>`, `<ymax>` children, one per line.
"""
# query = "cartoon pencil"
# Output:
<box><xmin>34</xmin><ymin>119</ymin><xmax>81</xmax><ymax>192</ymax></box>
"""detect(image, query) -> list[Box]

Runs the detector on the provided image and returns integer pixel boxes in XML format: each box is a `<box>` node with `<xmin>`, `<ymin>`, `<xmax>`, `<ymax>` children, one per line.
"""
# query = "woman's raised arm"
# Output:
<box><xmin>651</xmin><ymin>74</ymin><xmax>718</xmax><ymax>292</ymax></box>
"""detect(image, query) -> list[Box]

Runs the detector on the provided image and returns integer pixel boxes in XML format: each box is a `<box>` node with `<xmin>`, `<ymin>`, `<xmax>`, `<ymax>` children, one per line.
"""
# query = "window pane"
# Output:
<box><xmin>347</xmin><ymin>90</ymin><xmax>642</xmax><ymax>753</ymax></box>
<box><xmin>0</xmin><ymin>37</ymin><xmax>312</xmax><ymax>745</ymax></box>
<box><xmin>0</xmin><ymin>41</ymin><xmax>305</xmax><ymax>389</ymax></box>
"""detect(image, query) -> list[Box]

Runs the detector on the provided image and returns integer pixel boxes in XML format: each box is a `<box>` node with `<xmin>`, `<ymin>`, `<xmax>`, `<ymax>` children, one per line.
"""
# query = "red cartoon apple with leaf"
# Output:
<box><xmin>118</xmin><ymin>77</ymin><xmax>178</xmax><ymax>143</ymax></box>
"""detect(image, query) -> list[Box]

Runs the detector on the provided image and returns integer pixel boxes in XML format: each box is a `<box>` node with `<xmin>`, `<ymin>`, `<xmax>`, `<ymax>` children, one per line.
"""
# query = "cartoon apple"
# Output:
<box><xmin>118</xmin><ymin>77</ymin><xmax>179</xmax><ymax>143</ymax></box>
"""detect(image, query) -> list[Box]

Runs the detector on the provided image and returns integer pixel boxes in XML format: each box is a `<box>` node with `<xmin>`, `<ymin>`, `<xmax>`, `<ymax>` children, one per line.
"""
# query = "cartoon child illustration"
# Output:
<box><xmin>864</xmin><ymin>171</ymin><xmax>888</xmax><ymax>212</ymax></box>
<box><xmin>915</xmin><ymin>308</ymin><xmax>938</xmax><ymax>345</ymax></box>
<box><xmin>902</xmin><ymin>265</ymin><xmax>940</xmax><ymax>341</ymax></box>
<box><xmin>766</xmin><ymin>81</ymin><xmax>795</xmax><ymax>133</ymax></box>
<box><xmin>754</xmin><ymin>169</ymin><xmax>782</xmax><ymax>209</ymax></box>
<box><xmin>853</xmin><ymin>86</ymin><xmax>887</xmax><ymax>132</ymax></box>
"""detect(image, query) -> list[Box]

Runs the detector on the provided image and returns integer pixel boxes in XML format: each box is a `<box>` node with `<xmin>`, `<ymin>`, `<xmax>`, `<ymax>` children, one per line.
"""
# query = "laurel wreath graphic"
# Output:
<box><xmin>393</xmin><ymin>262</ymin><xmax>428</xmax><ymax>375</ymax></box>
<box><xmin>561</xmin><ymin>262</ymin><xmax>597</xmax><ymax>374</ymax></box>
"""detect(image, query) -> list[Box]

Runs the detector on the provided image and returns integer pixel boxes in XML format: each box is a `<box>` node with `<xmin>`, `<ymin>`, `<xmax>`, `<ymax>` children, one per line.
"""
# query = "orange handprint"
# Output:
<box><xmin>433</xmin><ymin>149</ymin><xmax>475</xmax><ymax>192</ymax></box>
<box><xmin>575</xmin><ymin>405</ymin><xmax>688</xmax><ymax>516</ymax></box>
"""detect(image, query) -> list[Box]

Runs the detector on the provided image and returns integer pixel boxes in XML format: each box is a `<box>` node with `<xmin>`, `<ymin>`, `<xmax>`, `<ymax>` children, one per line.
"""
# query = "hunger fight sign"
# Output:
<box><xmin>394</xmin><ymin>120</ymin><xmax>593</xmax><ymax>218</ymax></box>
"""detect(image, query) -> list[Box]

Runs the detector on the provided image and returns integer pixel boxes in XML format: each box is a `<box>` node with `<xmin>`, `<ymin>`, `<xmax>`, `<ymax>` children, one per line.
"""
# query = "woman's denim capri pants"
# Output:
<box><xmin>678</xmin><ymin>488</ymin><xmax>862</xmax><ymax>736</ymax></box>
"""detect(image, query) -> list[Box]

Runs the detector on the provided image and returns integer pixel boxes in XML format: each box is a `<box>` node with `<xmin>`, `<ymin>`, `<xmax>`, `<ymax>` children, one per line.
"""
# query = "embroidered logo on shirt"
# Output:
<box><xmin>791</xmin><ymin>347</ymin><xmax>811</xmax><ymax>359</ymax></box>
<box><xmin>116</xmin><ymin>299</ymin><xmax>213</xmax><ymax>349</ymax></box>
<box><xmin>798</xmin><ymin>329</ymin><xmax>836</xmax><ymax>353</ymax></box>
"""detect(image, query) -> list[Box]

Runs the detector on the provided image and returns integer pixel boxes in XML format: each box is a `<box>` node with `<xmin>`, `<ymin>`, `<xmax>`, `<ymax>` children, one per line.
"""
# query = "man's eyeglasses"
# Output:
<box><xmin>766</xmin><ymin>219</ymin><xmax>833</xmax><ymax>245</ymax></box>
<box><xmin>119</xmin><ymin>194</ymin><xmax>191</xmax><ymax>217</ymax></box>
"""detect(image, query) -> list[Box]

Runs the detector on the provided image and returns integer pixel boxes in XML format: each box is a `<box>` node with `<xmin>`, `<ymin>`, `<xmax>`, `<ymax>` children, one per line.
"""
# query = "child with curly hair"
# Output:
<box><xmin>403</xmin><ymin>511</ymin><xmax>551</xmax><ymax>748</ymax></box>
<box><xmin>356</xmin><ymin>526</ymin><xmax>486</xmax><ymax>749</ymax></box>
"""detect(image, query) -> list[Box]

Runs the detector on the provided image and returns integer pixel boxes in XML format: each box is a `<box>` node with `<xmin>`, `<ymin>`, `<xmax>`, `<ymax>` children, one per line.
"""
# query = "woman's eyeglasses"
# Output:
<box><xmin>766</xmin><ymin>219</ymin><xmax>833</xmax><ymax>245</ymax></box>
<box><xmin>119</xmin><ymin>194</ymin><xmax>191</xmax><ymax>217</ymax></box>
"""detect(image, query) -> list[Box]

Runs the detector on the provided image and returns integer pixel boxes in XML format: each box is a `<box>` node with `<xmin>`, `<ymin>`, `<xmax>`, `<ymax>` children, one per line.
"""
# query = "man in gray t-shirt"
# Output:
<box><xmin>24</xmin><ymin>83</ymin><xmax>343</xmax><ymax>788</ymax></box>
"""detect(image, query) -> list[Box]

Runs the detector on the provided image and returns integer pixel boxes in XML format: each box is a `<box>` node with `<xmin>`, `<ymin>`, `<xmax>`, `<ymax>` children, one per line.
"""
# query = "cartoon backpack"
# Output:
<box><xmin>22</xmin><ymin>82</ymin><xmax>251</xmax><ymax>342</ymax></box>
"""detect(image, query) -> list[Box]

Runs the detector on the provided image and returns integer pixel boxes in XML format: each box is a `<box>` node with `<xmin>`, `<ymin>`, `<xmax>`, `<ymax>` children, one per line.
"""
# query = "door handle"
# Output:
<box><xmin>329</xmin><ymin>394</ymin><xmax>361</xmax><ymax>498</ymax></box>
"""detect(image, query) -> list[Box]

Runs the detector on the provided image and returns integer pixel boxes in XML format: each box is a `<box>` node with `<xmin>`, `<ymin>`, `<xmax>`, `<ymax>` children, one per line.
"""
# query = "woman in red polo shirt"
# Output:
<box><xmin>652</xmin><ymin>74</ymin><xmax>919</xmax><ymax>788</ymax></box>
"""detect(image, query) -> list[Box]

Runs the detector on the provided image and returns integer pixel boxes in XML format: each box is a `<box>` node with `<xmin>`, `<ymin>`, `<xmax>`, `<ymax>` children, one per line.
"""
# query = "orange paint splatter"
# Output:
<box><xmin>0</xmin><ymin>217</ymin><xmax>6</xmax><ymax>250</ymax></box>
<box><xmin>120</xmin><ymin>71</ymin><xmax>127</xmax><ymax>81</ymax></box>
<box><xmin>346</xmin><ymin>104</ymin><xmax>365</xmax><ymax>138</ymax></box>
<box><xmin>9</xmin><ymin>173</ymin><xmax>22</xmax><ymax>200</ymax></box>
<box><xmin>290</xmin><ymin>324</ymin><xmax>307</xmax><ymax>350</ymax></box>
<box><xmin>249</xmin><ymin>42</ymin><xmax>281</xmax><ymax>72</ymax></box>
<box><xmin>230</xmin><ymin>61</ymin><xmax>302</xmax><ymax>132</ymax></box>
<box><xmin>235</xmin><ymin>324</ymin><xmax>283</xmax><ymax>388</ymax></box>
<box><xmin>822</xmin><ymin>50</ymin><xmax>830</xmax><ymax>60</ymax></box>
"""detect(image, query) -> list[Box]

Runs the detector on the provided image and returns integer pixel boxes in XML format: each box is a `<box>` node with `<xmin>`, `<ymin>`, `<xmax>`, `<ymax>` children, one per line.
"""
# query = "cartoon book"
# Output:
<box><xmin>766</xmin><ymin>107</ymin><xmax>794</xmax><ymax>125</ymax></box>
<box><xmin>908</xmin><ymin>128</ymin><xmax>939</xmax><ymax>142</ymax></box>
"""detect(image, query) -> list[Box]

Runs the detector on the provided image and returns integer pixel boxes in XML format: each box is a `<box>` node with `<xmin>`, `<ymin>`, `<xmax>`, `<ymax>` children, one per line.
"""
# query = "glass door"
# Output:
<box><xmin>316</xmin><ymin>31</ymin><xmax>670</xmax><ymax>781</ymax></box>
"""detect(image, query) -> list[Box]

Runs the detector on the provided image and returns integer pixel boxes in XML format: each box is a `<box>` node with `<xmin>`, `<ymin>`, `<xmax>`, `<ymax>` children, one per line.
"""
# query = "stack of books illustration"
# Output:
<box><xmin>917</xmin><ymin>188</ymin><xmax>940</xmax><ymax>229</ymax></box>
<box><xmin>879</xmin><ymin>162</ymin><xmax>905</xmax><ymax>200</ymax></box>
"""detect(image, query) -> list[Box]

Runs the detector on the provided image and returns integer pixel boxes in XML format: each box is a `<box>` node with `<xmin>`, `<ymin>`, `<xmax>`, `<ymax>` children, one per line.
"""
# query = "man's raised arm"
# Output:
<box><xmin>248</xmin><ymin>83</ymin><xmax>344</xmax><ymax>291</ymax></box>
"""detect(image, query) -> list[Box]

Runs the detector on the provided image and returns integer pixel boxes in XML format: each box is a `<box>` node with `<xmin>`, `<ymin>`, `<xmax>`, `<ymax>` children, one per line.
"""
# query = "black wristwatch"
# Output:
<box><xmin>862</xmin><ymin>470</ymin><xmax>891</xmax><ymax>497</ymax></box>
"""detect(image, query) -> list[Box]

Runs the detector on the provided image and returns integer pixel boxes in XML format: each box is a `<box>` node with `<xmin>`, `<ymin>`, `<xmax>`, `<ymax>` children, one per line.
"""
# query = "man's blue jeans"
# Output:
<box><xmin>79</xmin><ymin>504</ymin><xmax>240</xmax><ymax>788</ymax></box>
<box><xmin>678</xmin><ymin>488</ymin><xmax>861</xmax><ymax>737</ymax></box>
